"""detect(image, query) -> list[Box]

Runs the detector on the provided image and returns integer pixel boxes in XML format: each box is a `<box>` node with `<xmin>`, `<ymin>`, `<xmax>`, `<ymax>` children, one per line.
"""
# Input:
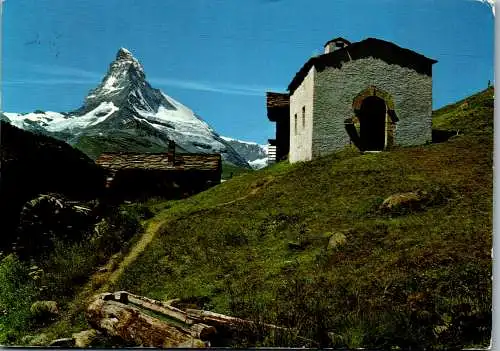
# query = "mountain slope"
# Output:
<box><xmin>4</xmin><ymin>48</ymin><xmax>250</xmax><ymax>168</ymax></box>
<box><xmin>109</xmin><ymin>87</ymin><xmax>493</xmax><ymax>349</ymax></box>
<box><xmin>221</xmin><ymin>136</ymin><xmax>268</xmax><ymax>169</ymax></box>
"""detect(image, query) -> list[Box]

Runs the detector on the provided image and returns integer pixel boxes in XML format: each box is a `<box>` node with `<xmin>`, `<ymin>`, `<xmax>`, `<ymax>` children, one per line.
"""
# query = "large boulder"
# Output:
<box><xmin>380</xmin><ymin>191</ymin><xmax>425</xmax><ymax>212</ymax></box>
<box><xmin>378</xmin><ymin>188</ymin><xmax>450</xmax><ymax>215</ymax></box>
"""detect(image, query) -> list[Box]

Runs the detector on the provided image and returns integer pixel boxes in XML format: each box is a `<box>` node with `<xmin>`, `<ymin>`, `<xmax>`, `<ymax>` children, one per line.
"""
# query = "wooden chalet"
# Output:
<box><xmin>266</xmin><ymin>92</ymin><xmax>290</xmax><ymax>164</ymax></box>
<box><xmin>95</xmin><ymin>141</ymin><xmax>221</xmax><ymax>200</ymax></box>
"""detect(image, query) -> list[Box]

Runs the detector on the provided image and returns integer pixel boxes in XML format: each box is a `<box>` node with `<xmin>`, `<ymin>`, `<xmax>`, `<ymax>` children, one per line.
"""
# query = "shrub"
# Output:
<box><xmin>0</xmin><ymin>254</ymin><xmax>40</xmax><ymax>344</ymax></box>
<box><xmin>40</xmin><ymin>206</ymin><xmax>142</xmax><ymax>300</ymax></box>
<box><xmin>29</xmin><ymin>301</ymin><xmax>59</xmax><ymax>323</ymax></box>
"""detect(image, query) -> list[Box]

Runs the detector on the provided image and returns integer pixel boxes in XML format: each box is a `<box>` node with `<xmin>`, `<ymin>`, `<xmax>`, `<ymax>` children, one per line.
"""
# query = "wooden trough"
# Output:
<box><xmin>86</xmin><ymin>291</ymin><xmax>297</xmax><ymax>348</ymax></box>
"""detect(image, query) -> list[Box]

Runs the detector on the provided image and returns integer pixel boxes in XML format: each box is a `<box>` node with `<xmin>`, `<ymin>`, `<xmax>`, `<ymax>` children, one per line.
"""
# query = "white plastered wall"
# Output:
<box><xmin>289</xmin><ymin>66</ymin><xmax>315</xmax><ymax>163</ymax></box>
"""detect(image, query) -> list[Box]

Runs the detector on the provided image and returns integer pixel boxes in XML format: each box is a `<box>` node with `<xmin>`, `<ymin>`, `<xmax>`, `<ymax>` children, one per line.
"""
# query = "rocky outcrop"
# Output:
<box><xmin>14</xmin><ymin>193</ymin><xmax>97</xmax><ymax>258</ymax></box>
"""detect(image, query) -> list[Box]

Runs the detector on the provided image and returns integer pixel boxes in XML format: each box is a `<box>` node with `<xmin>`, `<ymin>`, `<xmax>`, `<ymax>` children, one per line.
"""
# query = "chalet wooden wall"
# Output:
<box><xmin>106</xmin><ymin>169</ymin><xmax>220</xmax><ymax>201</ymax></box>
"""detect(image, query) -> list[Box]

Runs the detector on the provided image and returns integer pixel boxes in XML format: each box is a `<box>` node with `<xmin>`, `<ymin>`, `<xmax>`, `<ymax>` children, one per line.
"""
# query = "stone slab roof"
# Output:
<box><xmin>95</xmin><ymin>152</ymin><xmax>221</xmax><ymax>172</ymax></box>
<box><xmin>266</xmin><ymin>92</ymin><xmax>290</xmax><ymax>109</ymax></box>
<box><xmin>288</xmin><ymin>37</ymin><xmax>438</xmax><ymax>94</ymax></box>
<box><xmin>266</xmin><ymin>92</ymin><xmax>290</xmax><ymax>122</ymax></box>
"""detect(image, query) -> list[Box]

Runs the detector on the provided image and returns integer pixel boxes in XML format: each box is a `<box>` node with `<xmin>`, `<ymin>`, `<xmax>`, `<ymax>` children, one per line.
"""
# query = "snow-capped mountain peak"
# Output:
<box><xmin>86</xmin><ymin>48</ymin><xmax>147</xmax><ymax>103</ymax></box>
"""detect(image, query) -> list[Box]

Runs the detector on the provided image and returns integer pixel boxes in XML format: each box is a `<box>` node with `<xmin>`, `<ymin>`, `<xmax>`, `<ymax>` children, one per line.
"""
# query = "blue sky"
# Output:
<box><xmin>2</xmin><ymin>0</ymin><xmax>494</xmax><ymax>144</ymax></box>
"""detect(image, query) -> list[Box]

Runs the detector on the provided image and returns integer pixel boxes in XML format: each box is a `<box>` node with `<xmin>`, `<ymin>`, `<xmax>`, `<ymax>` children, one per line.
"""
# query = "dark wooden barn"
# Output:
<box><xmin>95</xmin><ymin>142</ymin><xmax>222</xmax><ymax>200</ymax></box>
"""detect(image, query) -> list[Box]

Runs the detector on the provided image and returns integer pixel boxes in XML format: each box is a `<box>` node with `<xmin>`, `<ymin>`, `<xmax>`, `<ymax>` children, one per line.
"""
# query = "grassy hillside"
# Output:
<box><xmin>109</xmin><ymin>87</ymin><xmax>493</xmax><ymax>348</ymax></box>
<box><xmin>221</xmin><ymin>161</ymin><xmax>254</xmax><ymax>180</ymax></box>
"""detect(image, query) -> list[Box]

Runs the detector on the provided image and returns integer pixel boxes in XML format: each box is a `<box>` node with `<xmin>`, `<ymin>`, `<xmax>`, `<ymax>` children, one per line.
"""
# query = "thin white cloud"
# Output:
<box><xmin>473</xmin><ymin>0</ymin><xmax>495</xmax><ymax>15</ymax></box>
<box><xmin>150</xmin><ymin>77</ymin><xmax>282</xmax><ymax>97</ymax></box>
<box><xmin>9</xmin><ymin>63</ymin><xmax>283</xmax><ymax>96</ymax></box>
<box><xmin>3</xmin><ymin>78</ymin><xmax>99</xmax><ymax>86</ymax></box>
<box><xmin>22</xmin><ymin>62</ymin><xmax>102</xmax><ymax>79</ymax></box>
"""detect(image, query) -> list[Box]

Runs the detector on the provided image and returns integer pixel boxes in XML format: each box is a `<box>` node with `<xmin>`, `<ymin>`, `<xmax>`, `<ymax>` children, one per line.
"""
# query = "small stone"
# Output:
<box><xmin>327</xmin><ymin>232</ymin><xmax>347</xmax><ymax>250</ymax></box>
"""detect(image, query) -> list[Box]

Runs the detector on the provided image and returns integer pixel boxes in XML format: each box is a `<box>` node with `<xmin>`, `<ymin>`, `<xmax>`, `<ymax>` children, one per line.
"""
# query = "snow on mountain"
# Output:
<box><xmin>3</xmin><ymin>48</ymin><xmax>250</xmax><ymax>168</ymax></box>
<box><xmin>248</xmin><ymin>158</ymin><xmax>268</xmax><ymax>169</ymax></box>
<box><xmin>40</xmin><ymin>102</ymin><xmax>119</xmax><ymax>132</ymax></box>
<box><xmin>4</xmin><ymin>111</ymin><xmax>68</xmax><ymax>129</ymax></box>
<box><xmin>220</xmin><ymin>136</ymin><xmax>268</xmax><ymax>169</ymax></box>
<box><xmin>220</xmin><ymin>136</ymin><xmax>261</xmax><ymax>145</ymax></box>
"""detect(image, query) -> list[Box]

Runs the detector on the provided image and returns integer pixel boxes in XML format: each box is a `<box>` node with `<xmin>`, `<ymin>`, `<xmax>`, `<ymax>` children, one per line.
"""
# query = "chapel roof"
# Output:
<box><xmin>288</xmin><ymin>37</ymin><xmax>438</xmax><ymax>94</ymax></box>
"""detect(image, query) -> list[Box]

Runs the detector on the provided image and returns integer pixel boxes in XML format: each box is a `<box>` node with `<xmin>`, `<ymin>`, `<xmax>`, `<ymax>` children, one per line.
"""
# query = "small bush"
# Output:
<box><xmin>30</xmin><ymin>301</ymin><xmax>59</xmax><ymax>323</ymax></box>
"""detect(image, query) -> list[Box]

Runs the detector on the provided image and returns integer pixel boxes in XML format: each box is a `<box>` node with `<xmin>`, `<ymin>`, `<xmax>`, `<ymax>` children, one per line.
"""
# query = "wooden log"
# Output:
<box><xmin>127</xmin><ymin>295</ymin><xmax>194</xmax><ymax>325</ymax></box>
<box><xmin>86</xmin><ymin>297</ymin><xmax>206</xmax><ymax>348</ymax></box>
<box><xmin>185</xmin><ymin>308</ymin><xmax>292</xmax><ymax>333</ymax></box>
<box><xmin>115</xmin><ymin>291</ymin><xmax>194</xmax><ymax>325</ymax></box>
<box><xmin>88</xmin><ymin>292</ymin><xmax>310</xmax><ymax>346</ymax></box>
<box><xmin>185</xmin><ymin>309</ymin><xmax>317</xmax><ymax>346</ymax></box>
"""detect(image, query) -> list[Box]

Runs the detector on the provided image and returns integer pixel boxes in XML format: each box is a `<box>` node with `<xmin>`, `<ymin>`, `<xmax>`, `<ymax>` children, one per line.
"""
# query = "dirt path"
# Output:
<box><xmin>212</xmin><ymin>177</ymin><xmax>273</xmax><ymax>208</ymax></box>
<box><xmin>106</xmin><ymin>219</ymin><xmax>165</xmax><ymax>286</ymax></box>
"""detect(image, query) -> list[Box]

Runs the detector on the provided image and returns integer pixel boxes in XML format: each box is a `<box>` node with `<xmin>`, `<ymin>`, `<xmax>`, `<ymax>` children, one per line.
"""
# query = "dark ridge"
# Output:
<box><xmin>0</xmin><ymin>121</ymin><xmax>106</xmax><ymax>250</ymax></box>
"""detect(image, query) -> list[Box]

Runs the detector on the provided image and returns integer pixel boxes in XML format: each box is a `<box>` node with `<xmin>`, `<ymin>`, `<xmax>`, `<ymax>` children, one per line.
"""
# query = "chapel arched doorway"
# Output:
<box><xmin>358</xmin><ymin>95</ymin><xmax>387</xmax><ymax>151</ymax></box>
<box><xmin>345</xmin><ymin>86</ymin><xmax>399</xmax><ymax>152</ymax></box>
